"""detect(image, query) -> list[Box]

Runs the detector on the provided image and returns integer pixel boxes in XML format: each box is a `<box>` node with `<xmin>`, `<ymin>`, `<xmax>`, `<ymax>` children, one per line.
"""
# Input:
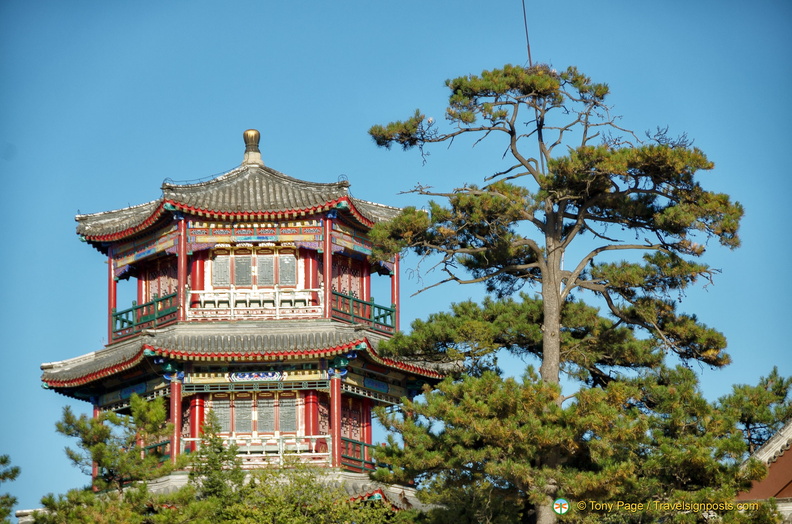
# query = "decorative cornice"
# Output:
<box><xmin>41</xmin><ymin>322</ymin><xmax>446</xmax><ymax>392</ymax></box>
<box><xmin>754</xmin><ymin>419</ymin><xmax>792</xmax><ymax>465</ymax></box>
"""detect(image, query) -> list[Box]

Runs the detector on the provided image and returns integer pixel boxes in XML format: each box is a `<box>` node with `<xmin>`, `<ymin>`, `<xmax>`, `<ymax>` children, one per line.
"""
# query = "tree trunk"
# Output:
<box><xmin>535</xmin><ymin>503</ymin><xmax>557</xmax><ymax>524</ymax></box>
<box><xmin>536</xmin><ymin>230</ymin><xmax>563</xmax><ymax>524</ymax></box>
<box><xmin>540</xmin><ymin>243</ymin><xmax>563</xmax><ymax>388</ymax></box>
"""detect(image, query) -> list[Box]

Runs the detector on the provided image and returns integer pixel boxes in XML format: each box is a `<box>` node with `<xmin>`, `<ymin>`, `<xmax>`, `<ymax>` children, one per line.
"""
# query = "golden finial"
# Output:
<box><xmin>242</xmin><ymin>129</ymin><xmax>263</xmax><ymax>165</ymax></box>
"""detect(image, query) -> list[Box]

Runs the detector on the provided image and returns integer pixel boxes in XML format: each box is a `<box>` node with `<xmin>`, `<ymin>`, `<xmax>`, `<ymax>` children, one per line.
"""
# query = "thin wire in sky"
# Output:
<box><xmin>522</xmin><ymin>0</ymin><xmax>533</xmax><ymax>67</ymax></box>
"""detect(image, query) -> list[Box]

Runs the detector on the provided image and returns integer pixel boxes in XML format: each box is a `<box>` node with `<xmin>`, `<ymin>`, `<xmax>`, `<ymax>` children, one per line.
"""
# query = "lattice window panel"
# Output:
<box><xmin>318</xmin><ymin>396</ymin><xmax>330</xmax><ymax>435</ymax></box>
<box><xmin>234</xmin><ymin>396</ymin><xmax>253</xmax><ymax>432</ymax></box>
<box><xmin>279</xmin><ymin>397</ymin><xmax>297</xmax><ymax>432</ymax></box>
<box><xmin>342</xmin><ymin>402</ymin><xmax>362</xmax><ymax>440</ymax></box>
<box><xmin>257</xmin><ymin>395</ymin><xmax>276</xmax><ymax>432</ymax></box>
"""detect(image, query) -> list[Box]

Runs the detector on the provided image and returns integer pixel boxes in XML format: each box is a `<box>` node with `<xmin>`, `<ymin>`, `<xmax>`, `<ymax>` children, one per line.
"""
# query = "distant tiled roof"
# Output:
<box><xmin>41</xmin><ymin>320</ymin><xmax>445</xmax><ymax>389</ymax></box>
<box><xmin>754</xmin><ymin>419</ymin><xmax>792</xmax><ymax>465</ymax></box>
<box><xmin>76</xmin><ymin>164</ymin><xmax>401</xmax><ymax>241</ymax></box>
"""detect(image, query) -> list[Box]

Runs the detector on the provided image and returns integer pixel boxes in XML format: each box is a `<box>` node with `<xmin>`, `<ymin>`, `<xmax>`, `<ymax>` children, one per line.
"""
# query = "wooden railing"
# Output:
<box><xmin>340</xmin><ymin>437</ymin><xmax>378</xmax><ymax>472</ymax></box>
<box><xmin>187</xmin><ymin>286</ymin><xmax>323</xmax><ymax>320</ymax></box>
<box><xmin>150</xmin><ymin>435</ymin><xmax>379</xmax><ymax>473</ymax></box>
<box><xmin>181</xmin><ymin>434</ymin><xmax>333</xmax><ymax>469</ymax></box>
<box><xmin>331</xmin><ymin>292</ymin><xmax>395</xmax><ymax>334</ymax></box>
<box><xmin>112</xmin><ymin>293</ymin><xmax>178</xmax><ymax>340</ymax></box>
<box><xmin>143</xmin><ymin>439</ymin><xmax>172</xmax><ymax>461</ymax></box>
<box><xmin>111</xmin><ymin>289</ymin><xmax>396</xmax><ymax>340</ymax></box>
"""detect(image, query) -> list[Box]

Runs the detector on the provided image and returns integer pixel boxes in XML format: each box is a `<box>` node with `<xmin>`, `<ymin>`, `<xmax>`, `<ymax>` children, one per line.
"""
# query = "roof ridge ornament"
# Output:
<box><xmin>242</xmin><ymin>129</ymin><xmax>264</xmax><ymax>166</ymax></box>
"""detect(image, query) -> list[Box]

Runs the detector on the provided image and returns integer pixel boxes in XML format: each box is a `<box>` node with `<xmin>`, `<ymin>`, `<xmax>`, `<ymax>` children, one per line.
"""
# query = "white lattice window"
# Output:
<box><xmin>211</xmin><ymin>248</ymin><xmax>253</xmax><ymax>287</ymax></box>
<box><xmin>256</xmin><ymin>248</ymin><xmax>298</xmax><ymax>287</ymax></box>
<box><xmin>211</xmin><ymin>247</ymin><xmax>298</xmax><ymax>288</ymax></box>
<box><xmin>211</xmin><ymin>396</ymin><xmax>232</xmax><ymax>432</ymax></box>
<box><xmin>256</xmin><ymin>392</ymin><xmax>298</xmax><ymax>433</ymax></box>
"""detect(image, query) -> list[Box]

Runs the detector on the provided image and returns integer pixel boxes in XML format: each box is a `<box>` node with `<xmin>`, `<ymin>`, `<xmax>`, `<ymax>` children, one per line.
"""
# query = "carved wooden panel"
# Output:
<box><xmin>279</xmin><ymin>255</ymin><xmax>297</xmax><ymax>286</ymax></box>
<box><xmin>234</xmin><ymin>397</ymin><xmax>253</xmax><ymax>432</ymax></box>
<box><xmin>279</xmin><ymin>396</ymin><xmax>297</xmax><ymax>432</ymax></box>
<box><xmin>234</xmin><ymin>256</ymin><xmax>252</xmax><ymax>286</ymax></box>
<box><xmin>257</xmin><ymin>255</ymin><xmax>275</xmax><ymax>286</ymax></box>
<box><xmin>212</xmin><ymin>253</ymin><xmax>230</xmax><ymax>286</ymax></box>
<box><xmin>318</xmin><ymin>395</ymin><xmax>330</xmax><ymax>435</ymax></box>
<box><xmin>257</xmin><ymin>394</ymin><xmax>275</xmax><ymax>432</ymax></box>
<box><xmin>212</xmin><ymin>397</ymin><xmax>231</xmax><ymax>432</ymax></box>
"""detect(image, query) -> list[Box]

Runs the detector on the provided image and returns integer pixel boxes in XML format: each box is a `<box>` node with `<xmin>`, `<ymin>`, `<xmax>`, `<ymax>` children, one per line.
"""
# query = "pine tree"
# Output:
<box><xmin>187</xmin><ymin>410</ymin><xmax>245</xmax><ymax>518</ymax></box>
<box><xmin>374</xmin><ymin>301</ymin><xmax>776</xmax><ymax>522</ymax></box>
<box><xmin>369</xmin><ymin>64</ymin><xmax>741</xmax><ymax>387</ymax></box>
<box><xmin>369</xmin><ymin>64</ymin><xmax>749</xmax><ymax>523</ymax></box>
<box><xmin>718</xmin><ymin>367</ymin><xmax>792</xmax><ymax>455</ymax></box>
<box><xmin>221</xmin><ymin>464</ymin><xmax>417</xmax><ymax>524</ymax></box>
<box><xmin>55</xmin><ymin>394</ymin><xmax>175</xmax><ymax>495</ymax></box>
<box><xmin>0</xmin><ymin>455</ymin><xmax>20</xmax><ymax>523</ymax></box>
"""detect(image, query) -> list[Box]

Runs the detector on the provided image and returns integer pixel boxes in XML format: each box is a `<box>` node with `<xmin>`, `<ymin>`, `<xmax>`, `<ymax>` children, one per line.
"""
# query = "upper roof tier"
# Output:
<box><xmin>75</xmin><ymin>130</ymin><xmax>401</xmax><ymax>244</ymax></box>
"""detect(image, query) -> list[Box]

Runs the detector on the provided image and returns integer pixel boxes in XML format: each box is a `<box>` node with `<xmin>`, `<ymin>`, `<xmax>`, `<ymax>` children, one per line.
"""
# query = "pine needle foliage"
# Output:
<box><xmin>54</xmin><ymin>395</ymin><xmax>176</xmax><ymax>496</ymax></box>
<box><xmin>369</xmin><ymin>64</ymin><xmax>743</xmax><ymax>386</ymax></box>
<box><xmin>0</xmin><ymin>455</ymin><xmax>19</xmax><ymax>523</ymax></box>
<box><xmin>367</xmin><ymin>64</ymin><xmax>782</xmax><ymax>523</ymax></box>
<box><xmin>718</xmin><ymin>367</ymin><xmax>792</xmax><ymax>455</ymax></box>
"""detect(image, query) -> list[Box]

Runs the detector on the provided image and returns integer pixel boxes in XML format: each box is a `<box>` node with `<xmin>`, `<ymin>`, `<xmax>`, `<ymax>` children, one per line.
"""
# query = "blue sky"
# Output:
<box><xmin>1</xmin><ymin>0</ymin><xmax>790</xmax><ymax>515</ymax></box>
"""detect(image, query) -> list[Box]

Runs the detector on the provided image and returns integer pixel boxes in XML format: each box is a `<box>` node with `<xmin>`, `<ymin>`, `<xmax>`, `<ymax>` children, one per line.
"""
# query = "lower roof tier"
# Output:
<box><xmin>41</xmin><ymin>319</ymin><xmax>451</xmax><ymax>400</ymax></box>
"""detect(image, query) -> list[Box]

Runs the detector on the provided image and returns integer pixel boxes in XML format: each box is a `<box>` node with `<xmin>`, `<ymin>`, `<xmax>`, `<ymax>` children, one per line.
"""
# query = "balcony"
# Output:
<box><xmin>110</xmin><ymin>288</ymin><xmax>396</xmax><ymax>341</ymax></box>
<box><xmin>187</xmin><ymin>286</ymin><xmax>324</xmax><ymax>321</ymax></box>
<box><xmin>177</xmin><ymin>435</ymin><xmax>377</xmax><ymax>472</ymax></box>
<box><xmin>330</xmin><ymin>292</ymin><xmax>395</xmax><ymax>334</ymax></box>
<box><xmin>112</xmin><ymin>293</ymin><xmax>179</xmax><ymax>341</ymax></box>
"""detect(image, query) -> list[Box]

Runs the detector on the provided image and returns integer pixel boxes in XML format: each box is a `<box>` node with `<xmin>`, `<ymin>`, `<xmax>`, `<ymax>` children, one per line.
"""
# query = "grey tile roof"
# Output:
<box><xmin>41</xmin><ymin>320</ymin><xmax>446</xmax><ymax>388</ymax></box>
<box><xmin>75</xmin><ymin>199</ymin><xmax>163</xmax><ymax>238</ymax></box>
<box><xmin>146</xmin><ymin>319</ymin><xmax>377</xmax><ymax>357</ymax></box>
<box><xmin>40</xmin><ymin>336</ymin><xmax>148</xmax><ymax>385</ymax></box>
<box><xmin>76</xmin><ymin>164</ymin><xmax>401</xmax><ymax>239</ymax></box>
<box><xmin>162</xmin><ymin>165</ymin><xmax>349</xmax><ymax>215</ymax></box>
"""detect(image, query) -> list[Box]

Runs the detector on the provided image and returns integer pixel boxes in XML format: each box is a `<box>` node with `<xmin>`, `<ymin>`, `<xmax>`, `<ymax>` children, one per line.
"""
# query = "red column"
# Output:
<box><xmin>177</xmin><ymin>218</ymin><xmax>188</xmax><ymax>321</ymax></box>
<box><xmin>304</xmin><ymin>390</ymin><xmax>318</xmax><ymax>436</ymax></box>
<box><xmin>189</xmin><ymin>252</ymin><xmax>205</xmax><ymax>308</ymax></box>
<box><xmin>312</xmin><ymin>252</ymin><xmax>320</xmax><ymax>306</ymax></box>
<box><xmin>330</xmin><ymin>375</ymin><xmax>342</xmax><ymax>467</ymax></box>
<box><xmin>362</xmin><ymin>398</ymin><xmax>373</xmax><ymax>464</ymax></box>
<box><xmin>108</xmin><ymin>256</ymin><xmax>117</xmax><ymax>343</ymax></box>
<box><xmin>170</xmin><ymin>379</ymin><xmax>182</xmax><ymax>463</ymax></box>
<box><xmin>362</xmin><ymin>262</ymin><xmax>371</xmax><ymax>302</ymax></box>
<box><xmin>323</xmin><ymin>217</ymin><xmax>333</xmax><ymax>318</ymax></box>
<box><xmin>391</xmin><ymin>254</ymin><xmax>401</xmax><ymax>331</ymax></box>
<box><xmin>189</xmin><ymin>395</ymin><xmax>205</xmax><ymax>452</ymax></box>
<box><xmin>362</xmin><ymin>398</ymin><xmax>372</xmax><ymax>445</ymax></box>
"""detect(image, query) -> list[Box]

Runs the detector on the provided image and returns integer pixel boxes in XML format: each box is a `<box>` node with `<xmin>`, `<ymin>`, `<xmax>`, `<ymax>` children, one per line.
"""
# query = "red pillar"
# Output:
<box><xmin>177</xmin><ymin>218</ymin><xmax>188</xmax><ymax>321</ymax></box>
<box><xmin>170</xmin><ymin>379</ymin><xmax>182</xmax><ymax>463</ymax></box>
<box><xmin>362</xmin><ymin>262</ymin><xmax>371</xmax><ymax>302</ymax></box>
<box><xmin>189</xmin><ymin>395</ymin><xmax>205</xmax><ymax>452</ymax></box>
<box><xmin>391</xmin><ymin>253</ymin><xmax>401</xmax><ymax>331</ymax></box>
<box><xmin>303</xmin><ymin>250</ymin><xmax>318</xmax><ymax>306</ymax></box>
<box><xmin>330</xmin><ymin>375</ymin><xmax>342</xmax><ymax>467</ymax></box>
<box><xmin>323</xmin><ymin>217</ymin><xmax>333</xmax><ymax>318</ymax></box>
<box><xmin>305</xmin><ymin>390</ymin><xmax>318</xmax><ymax>436</ymax></box>
<box><xmin>362</xmin><ymin>398</ymin><xmax>373</xmax><ymax>463</ymax></box>
<box><xmin>107</xmin><ymin>256</ymin><xmax>117</xmax><ymax>343</ymax></box>
<box><xmin>189</xmin><ymin>252</ymin><xmax>205</xmax><ymax>308</ymax></box>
